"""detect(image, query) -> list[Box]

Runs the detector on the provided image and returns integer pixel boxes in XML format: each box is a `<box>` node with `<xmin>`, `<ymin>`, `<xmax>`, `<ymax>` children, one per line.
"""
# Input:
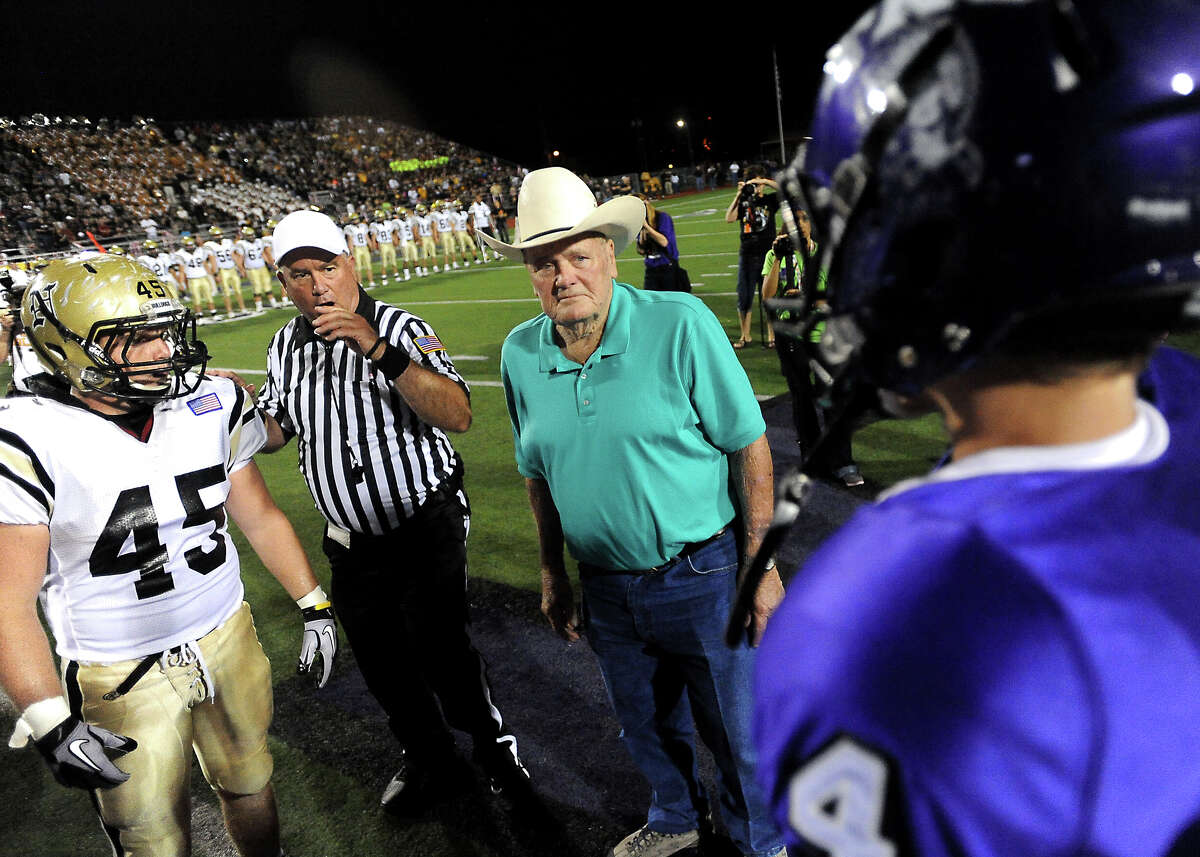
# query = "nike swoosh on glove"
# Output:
<box><xmin>34</xmin><ymin>716</ymin><xmax>137</xmax><ymax>790</ymax></box>
<box><xmin>298</xmin><ymin>602</ymin><xmax>338</xmax><ymax>688</ymax></box>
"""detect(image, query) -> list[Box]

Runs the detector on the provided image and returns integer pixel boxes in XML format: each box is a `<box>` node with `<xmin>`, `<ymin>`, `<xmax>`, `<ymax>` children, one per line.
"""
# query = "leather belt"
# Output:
<box><xmin>579</xmin><ymin>525</ymin><xmax>730</xmax><ymax>577</ymax></box>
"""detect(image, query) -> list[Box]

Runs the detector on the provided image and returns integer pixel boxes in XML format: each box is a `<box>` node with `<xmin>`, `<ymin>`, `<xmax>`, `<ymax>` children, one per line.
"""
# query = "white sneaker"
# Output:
<box><xmin>453</xmin><ymin>261</ymin><xmax>460</xmax><ymax>269</ymax></box>
<box><xmin>433</xmin><ymin>265</ymin><xmax>440</xmax><ymax>272</ymax></box>
<box><xmin>609</xmin><ymin>826</ymin><xmax>700</xmax><ymax>857</ymax></box>
<box><xmin>404</xmin><ymin>271</ymin><xmax>411</xmax><ymax>281</ymax></box>
<box><xmin>474</xmin><ymin>259</ymin><xmax>482</xmax><ymax>265</ymax></box>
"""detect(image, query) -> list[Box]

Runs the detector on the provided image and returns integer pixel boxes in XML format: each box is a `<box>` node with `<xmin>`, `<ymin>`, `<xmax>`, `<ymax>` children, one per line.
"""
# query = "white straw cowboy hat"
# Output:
<box><xmin>480</xmin><ymin>167</ymin><xmax>647</xmax><ymax>261</ymax></box>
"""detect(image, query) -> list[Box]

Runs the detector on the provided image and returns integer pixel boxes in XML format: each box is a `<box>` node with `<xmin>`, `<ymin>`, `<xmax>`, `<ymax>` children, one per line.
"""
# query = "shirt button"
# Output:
<box><xmin>581</xmin><ymin>373</ymin><xmax>588</xmax><ymax>379</ymax></box>
<box><xmin>583</xmin><ymin>399</ymin><xmax>590</xmax><ymax>405</ymax></box>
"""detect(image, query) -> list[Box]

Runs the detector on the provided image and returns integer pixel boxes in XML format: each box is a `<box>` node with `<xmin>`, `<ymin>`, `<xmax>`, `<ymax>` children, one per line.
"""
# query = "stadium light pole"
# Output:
<box><xmin>675</xmin><ymin>119</ymin><xmax>696</xmax><ymax>171</ymax></box>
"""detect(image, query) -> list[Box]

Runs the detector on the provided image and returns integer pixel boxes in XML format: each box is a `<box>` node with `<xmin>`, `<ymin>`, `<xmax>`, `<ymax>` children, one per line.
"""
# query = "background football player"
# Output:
<box><xmin>0</xmin><ymin>256</ymin><xmax>337</xmax><ymax>857</ymax></box>
<box><xmin>431</xmin><ymin>200</ymin><xmax>458</xmax><ymax>270</ymax></box>
<box><xmin>205</xmin><ymin>226</ymin><xmax>250</xmax><ymax>317</ymax></box>
<box><xmin>449</xmin><ymin>200</ymin><xmax>481</xmax><ymax>265</ymax></box>
<box><xmin>750</xmin><ymin>2</ymin><xmax>1200</xmax><ymax>856</ymax></box>
<box><xmin>370</xmin><ymin>208</ymin><xmax>402</xmax><ymax>285</ymax></box>
<box><xmin>413</xmin><ymin>203</ymin><xmax>437</xmax><ymax>274</ymax></box>
<box><xmin>342</xmin><ymin>211</ymin><xmax>377</xmax><ymax>288</ymax></box>
<box><xmin>173</xmin><ymin>235</ymin><xmax>221</xmax><ymax>319</ymax></box>
<box><xmin>235</xmin><ymin>225</ymin><xmax>278</xmax><ymax>312</ymax></box>
<box><xmin>392</xmin><ymin>207</ymin><xmax>417</xmax><ymax>280</ymax></box>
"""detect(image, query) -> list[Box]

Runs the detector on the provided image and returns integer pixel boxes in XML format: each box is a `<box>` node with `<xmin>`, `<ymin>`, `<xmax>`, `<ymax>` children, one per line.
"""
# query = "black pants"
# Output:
<box><xmin>776</xmin><ymin>337</ymin><xmax>853</xmax><ymax>475</ymax></box>
<box><xmin>323</xmin><ymin>477</ymin><xmax>505</xmax><ymax>764</ymax></box>
<box><xmin>643</xmin><ymin>264</ymin><xmax>681</xmax><ymax>291</ymax></box>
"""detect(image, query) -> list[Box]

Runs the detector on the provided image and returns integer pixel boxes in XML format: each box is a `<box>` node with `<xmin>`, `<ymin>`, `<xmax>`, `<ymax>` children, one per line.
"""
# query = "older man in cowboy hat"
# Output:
<box><xmin>490</xmin><ymin>168</ymin><xmax>787</xmax><ymax>857</ymax></box>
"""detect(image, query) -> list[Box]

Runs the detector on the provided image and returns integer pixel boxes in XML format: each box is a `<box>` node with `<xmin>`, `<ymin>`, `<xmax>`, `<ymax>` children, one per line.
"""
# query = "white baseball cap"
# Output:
<box><xmin>271</xmin><ymin>210</ymin><xmax>348</xmax><ymax>265</ymax></box>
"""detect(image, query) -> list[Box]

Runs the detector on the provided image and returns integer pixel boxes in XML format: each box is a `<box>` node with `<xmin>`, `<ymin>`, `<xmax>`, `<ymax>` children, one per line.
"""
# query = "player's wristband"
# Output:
<box><xmin>374</xmin><ymin>342</ymin><xmax>411</xmax><ymax>381</ymax></box>
<box><xmin>296</xmin><ymin>585</ymin><xmax>330</xmax><ymax>611</ymax></box>
<box><xmin>9</xmin><ymin>696</ymin><xmax>71</xmax><ymax>748</ymax></box>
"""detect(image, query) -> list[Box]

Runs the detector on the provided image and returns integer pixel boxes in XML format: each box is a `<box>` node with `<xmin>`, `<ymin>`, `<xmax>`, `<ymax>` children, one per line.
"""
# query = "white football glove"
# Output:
<box><xmin>298</xmin><ymin>601</ymin><xmax>338</xmax><ymax>688</ymax></box>
<box><xmin>34</xmin><ymin>715</ymin><xmax>137</xmax><ymax>791</ymax></box>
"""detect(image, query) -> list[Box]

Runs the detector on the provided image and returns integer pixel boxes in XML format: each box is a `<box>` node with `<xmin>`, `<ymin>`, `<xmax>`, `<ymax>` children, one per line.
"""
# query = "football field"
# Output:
<box><xmin>7</xmin><ymin>188</ymin><xmax>1192</xmax><ymax>855</ymax></box>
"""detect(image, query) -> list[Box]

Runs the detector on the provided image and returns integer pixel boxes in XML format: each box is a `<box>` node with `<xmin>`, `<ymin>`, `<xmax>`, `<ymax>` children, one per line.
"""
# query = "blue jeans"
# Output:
<box><xmin>581</xmin><ymin>531</ymin><xmax>785</xmax><ymax>857</ymax></box>
<box><xmin>737</xmin><ymin>247</ymin><xmax>767</xmax><ymax>314</ymax></box>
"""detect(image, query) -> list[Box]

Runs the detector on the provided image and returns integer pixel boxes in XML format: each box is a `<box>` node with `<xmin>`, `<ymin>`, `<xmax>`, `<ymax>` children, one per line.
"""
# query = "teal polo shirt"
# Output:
<box><xmin>501</xmin><ymin>281</ymin><xmax>766</xmax><ymax>571</ymax></box>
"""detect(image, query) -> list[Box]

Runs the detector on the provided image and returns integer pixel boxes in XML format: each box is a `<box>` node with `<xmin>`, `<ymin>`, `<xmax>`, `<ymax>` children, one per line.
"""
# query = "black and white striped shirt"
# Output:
<box><xmin>260</xmin><ymin>289</ymin><xmax>468</xmax><ymax>535</ymax></box>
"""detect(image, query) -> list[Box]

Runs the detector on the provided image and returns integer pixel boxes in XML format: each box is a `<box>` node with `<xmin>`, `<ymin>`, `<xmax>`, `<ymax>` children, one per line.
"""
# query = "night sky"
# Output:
<box><xmin>6</xmin><ymin>2</ymin><xmax>876</xmax><ymax>175</ymax></box>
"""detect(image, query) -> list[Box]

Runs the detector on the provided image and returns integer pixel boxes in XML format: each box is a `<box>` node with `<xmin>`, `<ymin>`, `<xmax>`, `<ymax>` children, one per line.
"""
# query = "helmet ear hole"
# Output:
<box><xmin>45</xmin><ymin>343</ymin><xmax>67</xmax><ymax>363</ymax></box>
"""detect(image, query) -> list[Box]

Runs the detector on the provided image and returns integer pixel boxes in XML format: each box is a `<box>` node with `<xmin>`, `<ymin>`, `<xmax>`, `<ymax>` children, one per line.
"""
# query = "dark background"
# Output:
<box><xmin>4</xmin><ymin>2</ymin><xmax>876</xmax><ymax>175</ymax></box>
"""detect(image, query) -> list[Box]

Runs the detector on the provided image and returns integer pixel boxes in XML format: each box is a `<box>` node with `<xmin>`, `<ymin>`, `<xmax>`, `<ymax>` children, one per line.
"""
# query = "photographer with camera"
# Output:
<box><xmin>761</xmin><ymin>213</ymin><xmax>863</xmax><ymax>487</ymax></box>
<box><xmin>725</xmin><ymin>172</ymin><xmax>779</xmax><ymax>349</ymax></box>
<box><xmin>637</xmin><ymin>197</ymin><xmax>686</xmax><ymax>292</ymax></box>
<box><xmin>0</xmin><ymin>261</ymin><xmax>50</xmax><ymax>396</ymax></box>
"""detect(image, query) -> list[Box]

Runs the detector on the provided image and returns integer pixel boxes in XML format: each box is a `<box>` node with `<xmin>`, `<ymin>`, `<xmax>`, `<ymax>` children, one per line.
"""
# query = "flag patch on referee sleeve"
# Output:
<box><xmin>187</xmin><ymin>393</ymin><xmax>223</xmax><ymax>415</ymax></box>
<box><xmin>414</xmin><ymin>334</ymin><xmax>445</xmax><ymax>354</ymax></box>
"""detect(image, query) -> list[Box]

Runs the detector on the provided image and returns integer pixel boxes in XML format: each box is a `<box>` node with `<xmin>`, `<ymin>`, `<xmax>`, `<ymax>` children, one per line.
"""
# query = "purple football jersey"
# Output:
<box><xmin>754</xmin><ymin>346</ymin><xmax>1200</xmax><ymax>856</ymax></box>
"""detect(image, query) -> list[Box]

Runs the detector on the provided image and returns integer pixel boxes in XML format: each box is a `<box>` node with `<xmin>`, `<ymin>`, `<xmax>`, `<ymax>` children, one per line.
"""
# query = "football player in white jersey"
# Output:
<box><xmin>392</xmin><ymin>208</ymin><xmax>416</xmax><ymax>281</ymax></box>
<box><xmin>173</xmin><ymin>235</ymin><xmax>221</xmax><ymax>319</ymax></box>
<box><xmin>0</xmin><ymin>256</ymin><xmax>336</xmax><ymax>857</ymax></box>
<box><xmin>135</xmin><ymin>239</ymin><xmax>169</xmax><ymax>280</ymax></box>
<box><xmin>431</xmin><ymin>201</ymin><xmax>458</xmax><ymax>270</ymax></box>
<box><xmin>205</xmin><ymin>227</ymin><xmax>249</xmax><ymax>317</ymax></box>
<box><xmin>342</xmin><ymin>213</ymin><xmax>377</xmax><ymax>288</ymax></box>
<box><xmin>449</xmin><ymin>200</ymin><xmax>481</xmax><ymax>265</ymax></box>
<box><xmin>469</xmin><ymin>194</ymin><xmax>502</xmax><ymax>261</ymax></box>
<box><xmin>370</xmin><ymin>209</ymin><xmax>401</xmax><ymax>285</ymax></box>
<box><xmin>235</xmin><ymin>226</ymin><xmax>277</xmax><ymax>312</ymax></box>
<box><xmin>413</xmin><ymin>203</ymin><xmax>437</xmax><ymax>275</ymax></box>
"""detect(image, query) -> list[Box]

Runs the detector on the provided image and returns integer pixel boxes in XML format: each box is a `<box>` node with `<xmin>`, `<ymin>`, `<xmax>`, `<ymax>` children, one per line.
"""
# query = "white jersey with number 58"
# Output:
<box><xmin>0</xmin><ymin>377</ymin><xmax>266</xmax><ymax>662</ymax></box>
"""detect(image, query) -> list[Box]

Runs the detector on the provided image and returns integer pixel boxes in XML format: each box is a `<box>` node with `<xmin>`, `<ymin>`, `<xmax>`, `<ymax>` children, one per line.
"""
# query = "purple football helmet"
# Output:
<box><xmin>780</xmin><ymin>0</ymin><xmax>1200</xmax><ymax>395</ymax></box>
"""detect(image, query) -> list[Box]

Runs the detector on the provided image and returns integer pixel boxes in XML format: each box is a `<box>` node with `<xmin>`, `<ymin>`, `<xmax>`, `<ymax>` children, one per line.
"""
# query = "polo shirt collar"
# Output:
<box><xmin>293</xmin><ymin>285</ymin><xmax>375</xmax><ymax>346</ymax></box>
<box><xmin>537</xmin><ymin>280</ymin><xmax>631</xmax><ymax>373</ymax></box>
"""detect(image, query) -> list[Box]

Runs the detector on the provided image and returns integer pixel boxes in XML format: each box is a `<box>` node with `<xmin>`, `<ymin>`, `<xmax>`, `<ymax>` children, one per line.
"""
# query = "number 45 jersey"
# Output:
<box><xmin>0</xmin><ymin>376</ymin><xmax>267</xmax><ymax>663</ymax></box>
<box><xmin>753</xmin><ymin>346</ymin><xmax>1200</xmax><ymax>857</ymax></box>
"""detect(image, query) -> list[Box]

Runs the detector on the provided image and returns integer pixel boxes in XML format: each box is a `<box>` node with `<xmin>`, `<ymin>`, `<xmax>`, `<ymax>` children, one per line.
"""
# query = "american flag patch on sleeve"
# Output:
<box><xmin>414</xmin><ymin>334</ymin><xmax>445</xmax><ymax>354</ymax></box>
<box><xmin>187</xmin><ymin>392</ymin><xmax>223</xmax><ymax>415</ymax></box>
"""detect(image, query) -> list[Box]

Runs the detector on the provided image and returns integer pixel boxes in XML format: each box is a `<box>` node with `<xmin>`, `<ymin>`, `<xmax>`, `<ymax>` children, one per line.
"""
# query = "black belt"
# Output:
<box><xmin>101</xmin><ymin>644</ymin><xmax>187</xmax><ymax>701</ymax></box>
<box><xmin>579</xmin><ymin>525</ymin><xmax>730</xmax><ymax>577</ymax></box>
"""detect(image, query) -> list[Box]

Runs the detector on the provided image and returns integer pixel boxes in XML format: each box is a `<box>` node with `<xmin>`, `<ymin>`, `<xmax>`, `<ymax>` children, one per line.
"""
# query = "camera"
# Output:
<box><xmin>739</xmin><ymin>182</ymin><xmax>759</xmax><ymax>200</ymax></box>
<box><xmin>774</xmin><ymin>234</ymin><xmax>793</xmax><ymax>256</ymax></box>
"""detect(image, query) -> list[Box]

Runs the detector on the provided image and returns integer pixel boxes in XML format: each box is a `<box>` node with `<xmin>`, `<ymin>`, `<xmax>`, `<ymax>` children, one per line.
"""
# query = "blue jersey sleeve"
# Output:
<box><xmin>755</xmin><ymin>504</ymin><xmax>1097</xmax><ymax>857</ymax></box>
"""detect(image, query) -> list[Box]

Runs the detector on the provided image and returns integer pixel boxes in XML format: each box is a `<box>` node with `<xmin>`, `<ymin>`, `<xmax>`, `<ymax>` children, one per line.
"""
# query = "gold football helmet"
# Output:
<box><xmin>143</xmin><ymin>239</ymin><xmax>159</xmax><ymax>252</ymax></box>
<box><xmin>416</xmin><ymin>203</ymin><xmax>428</xmax><ymax>215</ymax></box>
<box><xmin>241</xmin><ymin>225</ymin><xmax>256</xmax><ymax>238</ymax></box>
<box><xmin>21</xmin><ymin>257</ymin><xmax>208</xmax><ymax>400</ymax></box>
<box><xmin>108</xmin><ymin>245</ymin><xmax>126</xmax><ymax>256</ymax></box>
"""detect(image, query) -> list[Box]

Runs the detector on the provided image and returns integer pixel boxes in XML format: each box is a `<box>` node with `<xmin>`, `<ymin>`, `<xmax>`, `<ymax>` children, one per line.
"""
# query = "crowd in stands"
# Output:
<box><xmin>0</xmin><ymin>113</ymin><xmax>748</xmax><ymax>258</ymax></box>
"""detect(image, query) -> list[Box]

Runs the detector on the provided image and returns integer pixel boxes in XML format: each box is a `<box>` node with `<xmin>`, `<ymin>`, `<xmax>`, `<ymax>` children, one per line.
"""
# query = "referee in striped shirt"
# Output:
<box><xmin>255</xmin><ymin>210</ymin><xmax>530</xmax><ymax>813</ymax></box>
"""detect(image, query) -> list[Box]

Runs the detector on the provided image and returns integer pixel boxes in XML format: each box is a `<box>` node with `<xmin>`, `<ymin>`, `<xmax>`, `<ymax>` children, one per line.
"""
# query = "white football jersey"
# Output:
<box><xmin>0</xmin><ymin>378</ymin><xmax>266</xmax><ymax>661</ymax></box>
<box><xmin>393</xmin><ymin>217</ymin><xmax>414</xmax><ymax>242</ymax></box>
<box><xmin>176</xmin><ymin>247</ymin><xmax>214</xmax><ymax>279</ymax></box>
<box><xmin>371</xmin><ymin>220</ymin><xmax>397</xmax><ymax>245</ymax></box>
<box><xmin>415</xmin><ymin>215</ymin><xmax>434</xmax><ymax>237</ymax></box>
<box><xmin>236</xmin><ymin>238</ymin><xmax>267</xmax><ymax>269</ymax></box>
<box><xmin>343</xmin><ymin>223</ymin><xmax>370</xmax><ymax>248</ymax></box>
<box><xmin>452</xmin><ymin>211</ymin><xmax>470</xmax><ymax>232</ymax></box>
<box><xmin>136</xmin><ymin>254</ymin><xmax>167</xmax><ymax>279</ymax></box>
<box><xmin>206</xmin><ymin>238</ymin><xmax>238</xmax><ymax>269</ymax></box>
<box><xmin>469</xmin><ymin>202</ymin><xmax>492</xmax><ymax>229</ymax></box>
<box><xmin>432</xmin><ymin>211</ymin><xmax>453</xmax><ymax>233</ymax></box>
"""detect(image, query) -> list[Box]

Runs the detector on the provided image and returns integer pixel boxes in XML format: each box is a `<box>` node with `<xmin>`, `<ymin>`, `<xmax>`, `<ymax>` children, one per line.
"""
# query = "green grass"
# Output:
<box><xmin>6</xmin><ymin>188</ymin><xmax>1193</xmax><ymax>855</ymax></box>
